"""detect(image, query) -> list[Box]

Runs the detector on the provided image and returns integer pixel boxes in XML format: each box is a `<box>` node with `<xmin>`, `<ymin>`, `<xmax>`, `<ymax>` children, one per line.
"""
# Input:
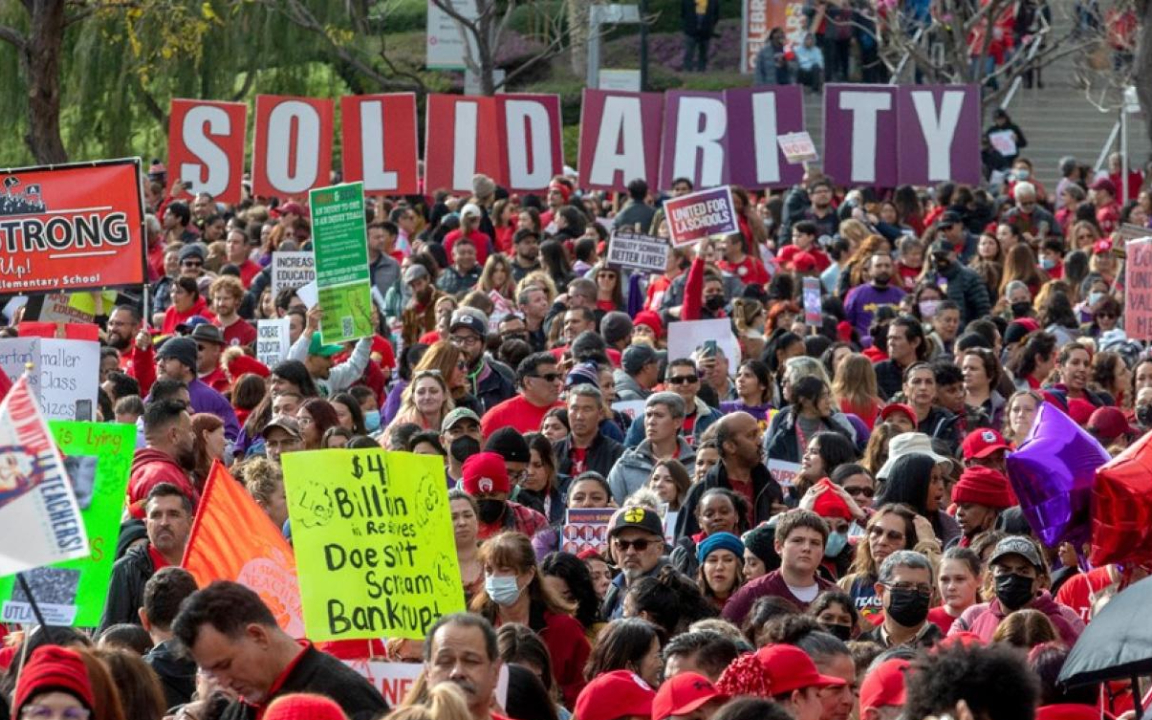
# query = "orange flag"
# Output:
<box><xmin>181</xmin><ymin>461</ymin><xmax>304</xmax><ymax>637</ymax></box>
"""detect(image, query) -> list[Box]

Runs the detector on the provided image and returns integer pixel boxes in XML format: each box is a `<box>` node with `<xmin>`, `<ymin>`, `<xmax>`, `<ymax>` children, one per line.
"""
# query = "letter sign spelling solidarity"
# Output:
<box><xmin>167</xmin><ymin>100</ymin><xmax>248</xmax><ymax>205</ymax></box>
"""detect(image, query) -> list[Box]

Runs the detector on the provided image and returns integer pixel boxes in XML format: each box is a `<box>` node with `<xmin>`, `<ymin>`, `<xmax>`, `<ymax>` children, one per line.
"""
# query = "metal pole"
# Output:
<box><xmin>1122</xmin><ymin>108</ymin><xmax>1130</xmax><ymax>205</ymax></box>
<box><xmin>639</xmin><ymin>0</ymin><xmax>649</xmax><ymax>91</ymax></box>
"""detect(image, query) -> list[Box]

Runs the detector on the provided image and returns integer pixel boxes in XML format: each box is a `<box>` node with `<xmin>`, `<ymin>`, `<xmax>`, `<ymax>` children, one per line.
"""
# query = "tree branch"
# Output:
<box><xmin>0</xmin><ymin>24</ymin><xmax>26</xmax><ymax>50</ymax></box>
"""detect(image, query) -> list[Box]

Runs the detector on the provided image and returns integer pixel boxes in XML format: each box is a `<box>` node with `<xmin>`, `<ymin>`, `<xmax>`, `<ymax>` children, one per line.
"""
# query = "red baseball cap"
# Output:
<box><xmin>461</xmin><ymin>452</ymin><xmax>510</xmax><ymax>496</ymax></box>
<box><xmin>653</xmin><ymin>673</ymin><xmax>729</xmax><ymax>720</ymax></box>
<box><xmin>1087</xmin><ymin>406</ymin><xmax>1140</xmax><ymax>442</ymax></box>
<box><xmin>859</xmin><ymin>659</ymin><xmax>910</xmax><ymax>713</ymax></box>
<box><xmin>792</xmin><ymin>252</ymin><xmax>817</xmax><ymax>272</ymax></box>
<box><xmin>756</xmin><ymin>645</ymin><xmax>847</xmax><ymax>696</ymax></box>
<box><xmin>961</xmin><ymin>428</ymin><xmax>1011</xmax><ymax>459</ymax></box>
<box><xmin>880</xmin><ymin>403</ymin><xmax>917</xmax><ymax>424</ymax></box>
<box><xmin>271</xmin><ymin>200</ymin><xmax>309</xmax><ymax>218</ymax></box>
<box><xmin>576</xmin><ymin>671</ymin><xmax>655</xmax><ymax>720</ymax></box>
<box><xmin>1093</xmin><ymin>239</ymin><xmax>1113</xmax><ymax>255</ymax></box>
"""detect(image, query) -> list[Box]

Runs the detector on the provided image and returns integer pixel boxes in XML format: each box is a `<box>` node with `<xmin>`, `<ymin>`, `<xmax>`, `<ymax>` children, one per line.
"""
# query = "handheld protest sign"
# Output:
<box><xmin>309</xmin><ymin>183</ymin><xmax>373</xmax><ymax>345</ymax></box>
<box><xmin>0</xmin><ymin>421</ymin><xmax>133</xmax><ymax>626</ymax></box>
<box><xmin>282</xmin><ymin>449</ymin><xmax>465</xmax><ymax>641</ymax></box>
<box><xmin>664</xmin><ymin>186</ymin><xmax>739</xmax><ymax>248</ymax></box>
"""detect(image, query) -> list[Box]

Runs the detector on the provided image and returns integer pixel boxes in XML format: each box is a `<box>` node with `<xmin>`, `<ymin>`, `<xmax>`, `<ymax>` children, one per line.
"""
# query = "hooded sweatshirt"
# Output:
<box><xmin>129</xmin><ymin>448</ymin><xmax>198</xmax><ymax>518</ymax></box>
<box><xmin>950</xmin><ymin>591</ymin><xmax>1084</xmax><ymax>646</ymax></box>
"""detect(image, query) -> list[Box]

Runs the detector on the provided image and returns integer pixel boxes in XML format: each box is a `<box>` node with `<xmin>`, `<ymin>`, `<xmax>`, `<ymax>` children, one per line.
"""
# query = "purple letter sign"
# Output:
<box><xmin>823</xmin><ymin>84</ymin><xmax>897</xmax><ymax>187</ymax></box>
<box><xmin>578</xmin><ymin>89</ymin><xmax>665</xmax><ymax>193</ymax></box>
<box><xmin>896</xmin><ymin>85</ymin><xmax>981</xmax><ymax>186</ymax></box>
<box><xmin>659</xmin><ymin>91</ymin><xmax>729</xmax><ymax>191</ymax></box>
<box><xmin>724</xmin><ymin>86</ymin><xmax>806</xmax><ymax>190</ymax></box>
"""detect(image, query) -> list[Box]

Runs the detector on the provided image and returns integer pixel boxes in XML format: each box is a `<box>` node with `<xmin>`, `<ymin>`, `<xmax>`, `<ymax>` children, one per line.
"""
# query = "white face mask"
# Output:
<box><xmin>485</xmin><ymin>574</ymin><xmax>522</xmax><ymax>606</ymax></box>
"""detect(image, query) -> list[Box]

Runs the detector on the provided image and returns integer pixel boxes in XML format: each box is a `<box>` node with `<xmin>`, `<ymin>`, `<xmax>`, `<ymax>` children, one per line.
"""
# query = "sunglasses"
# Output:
<box><xmin>667</xmin><ymin>375</ymin><xmax>699</xmax><ymax>385</ymax></box>
<box><xmin>845</xmin><ymin>486</ymin><xmax>876</xmax><ymax>498</ymax></box>
<box><xmin>1097</xmin><ymin>313</ymin><xmax>1116</xmax><ymax>319</ymax></box>
<box><xmin>181</xmin><ymin>260</ymin><xmax>203</xmax><ymax>267</ymax></box>
<box><xmin>613</xmin><ymin>537</ymin><xmax>654</xmax><ymax>552</ymax></box>
<box><xmin>868</xmin><ymin>526</ymin><xmax>905</xmax><ymax>542</ymax></box>
<box><xmin>532</xmin><ymin>373</ymin><xmax>562</xmax><ymax>383</ymax></box>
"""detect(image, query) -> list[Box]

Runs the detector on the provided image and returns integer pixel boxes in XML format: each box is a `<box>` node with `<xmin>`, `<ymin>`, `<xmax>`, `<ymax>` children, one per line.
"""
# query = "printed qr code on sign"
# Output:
<box><xmin>342</xmin><ymin>316</ymin><xmax>354</xmax><ymax>337</ymax></box>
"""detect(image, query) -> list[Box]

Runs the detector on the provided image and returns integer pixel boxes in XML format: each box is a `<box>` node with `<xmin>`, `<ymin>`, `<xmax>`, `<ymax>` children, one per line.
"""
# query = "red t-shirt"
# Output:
<box><xmin>927</xmin><ymin>605</ymin><xmax>960</xmax><ymax>634</ymax></box>
<box><xmin>148</xmin><ymin>545</ymin><xmax>170</xmax><ymax>571</ymax></box>
<box><xmin>217</xmin><ymin>318</ymin><xmax>257</xmax><ymax>348</ymax></box>
<box><xmin>718</xmin><ymin>256</ymin><xmax>770</xmax><ymax>286</ymax></box>
<box><xmin>1055</xmin><ymin>567</ymin><xmax>1113</xmax><ymax>623</ymax></box>
<box><xmin>777</xmin><ymin>244</ymin><xmax>832</xmax><ymax>272</ymax></box>
<box><xmin>481</xmin><ymin>395</ymin><xmax>561</xmax><ymax>438</ymax></box>
<box><xmin>444</xmin><ymin>228</ymin><xmax>495</xmax><ymax>266</ymax></box>
<box><xmin>238</xmin><ymin>260</ymin><xmax>263</xmax><ymax>288</ymax></box>
<box><xmin>200</xmin><ymin>366</ymin><xmax>231</xmax><ymax>394</ymax></box>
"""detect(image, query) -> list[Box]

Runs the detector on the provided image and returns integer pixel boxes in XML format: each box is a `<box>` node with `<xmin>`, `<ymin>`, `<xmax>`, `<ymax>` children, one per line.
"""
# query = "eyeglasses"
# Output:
<box><xmin>667</xmin><ymin>375</ymin><xmax>699</xmax><ymax>385</ymax></box>
<box><xmin>21</xmin><ymin>707</ymin><xmax>91</xmax><ymax>720</ymax></box>
<box><xmin>868</xmin><ymin>526</ymin><xmax>905</xmax><ymax>543</ymax></box>
<box><xmin>531</xmin><ymin>372</ymin><xmax>562</xmax><ymax>383</ymax></box>
<box><xmin>449</xmin><ymin>334</ymin><xmax>482</xmax><ymax>347</ymax></box>
<box><xmin>181</xmin><ymin>260</ymin><xmax>203</xmax><ymax>268</ymax></box>
<box><xmin>1097</xmin><ymin>312</ymin><xmax>1117</xmax><ymax>319</ymax></box>
<box><xmin>845</xmin><ymin>486</ymin><xmax>876</xmax><ymax>498</ymax></box>
<box><xmin>883</xmin><ymin>582</ymin><xmax>933</xmax><ymax>597</ymax></box>
<box><xmin>613</xmin><ymin>537</ymin><xmax>654</xmax><ymax>552</ymax></box>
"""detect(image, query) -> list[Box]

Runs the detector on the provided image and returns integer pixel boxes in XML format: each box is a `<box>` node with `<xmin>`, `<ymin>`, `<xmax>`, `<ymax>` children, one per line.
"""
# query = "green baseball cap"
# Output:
<box><xmin>307</xmin><ymin>331</ymin><xmax>343</xmax><ymax>358</ymax></box>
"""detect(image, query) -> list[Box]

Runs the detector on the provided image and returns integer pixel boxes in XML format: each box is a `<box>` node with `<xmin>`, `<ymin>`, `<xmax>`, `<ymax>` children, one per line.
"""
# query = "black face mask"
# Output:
<box><xmin>935</xmin><ymin>259</ymin><xmax>952</xmax><ymax>273</ymax></box>
<box><xmin>705</xmin><ymin>295</ymin><xmax>726</xmax><ymax>312</ymax></box>
<box><xmin>995</xmin><ymin>573</ymin><xmax>1036</xmax><ymax>610</ymax></box>
<box><xmin>872</xmin><ymin>273</ymin><xmax>890</xmax><ymax>287</ymax></box>
<box><xmin>477</xmin><ymin>498</ymin><xmax>506</xmax><ymax>525</ymax></box>
<box><xmin>1011</xmin><ymin>301</ymin><xmax>1033</xmax><ymax>318</ymax></box>
<box><xmin>449</xmin><ymin>436</ymin><xmax>481</xmax><ymax>463</ymax></box>
<box><xmin>823</xmin><ymin>623</ymin><xmax>853</xmax><ymax>642</ymax></box>
<box><xmin>886</xmin><ymin>588</ymin><xmax>930</xmax><ymax>627</ymax></box>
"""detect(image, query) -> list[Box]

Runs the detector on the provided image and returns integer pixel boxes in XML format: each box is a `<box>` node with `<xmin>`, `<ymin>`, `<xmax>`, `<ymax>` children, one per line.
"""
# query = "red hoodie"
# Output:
<box><xmin>128</xmin><ymin>448</ymin><xmax>199</xmax><ymax>519</ymax></box>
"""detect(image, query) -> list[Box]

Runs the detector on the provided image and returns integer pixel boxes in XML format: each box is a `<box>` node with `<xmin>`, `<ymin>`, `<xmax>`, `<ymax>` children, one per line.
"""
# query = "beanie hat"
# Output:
<box><xmin>741</xmin><ymin>523</ymin><xmax>778</xmax><ymax>567</ymax></box>
<box><xmin>566</xmin><ymin>361</ymin><xmax>601</xmax><ymax>389</ymax></box>
<box><xmin>156</xmin><ymin>336</ymin><xmax>198</xmax><ymax>370</ymax></box>
<box><xmin>115</xmin><ymin>519</ymin><xmax>149</xmax><ymax>560</ymax></box>
<box><xmin>14</xmin><ymin>646</ymin><xmax>95</xmax><ymax>716</ymax></box>
<box><xmin>696</xmin><ymin>531</ymin><xmax>745</xmax><ymax>565</ymax></box>
<box><xmin>178</xmin><ymin>243</ymin><xmax>207</xmax><ymax>263</ymax></box>
<box><xmin>811</xmin><ymin>478</ymin><xmax>853</xmax><ymax>520</ymax></box>
<box><xmin>461</xmin><ymin>452</ymin><xmax>510</xmax><ymax>496</ymax></box>
<box><xmin>601</xmin><ymin>311</ymin><xmax>634</xmax><ymax>346</ymax></box>
<box><xmin>223</xmin><ymin>346</ymin><xmax>271</xmax><ymax>383</ymax></box>
<box><xmin>951</xmin><ymin>466</ymin><xmax>1014</xmax><ymax>509</ymax></box>
<box><xmin>265</xmin><ymin>693</ymin><xmax>349</xmax><ymax>720</ymax></box>
<box><xmin>472</xmin><ymin>173</ymin><xmax>496</xmax><ymax>200</ymax></box>
<box><xmin>484</xmin><ymin>427</ymin><xmax>531</xmax><ymax>464</ymax></box>
<box><xmin>633</xmin><ymin>310</ymin><xmax>664</xmax><ymax>339</ymax></box>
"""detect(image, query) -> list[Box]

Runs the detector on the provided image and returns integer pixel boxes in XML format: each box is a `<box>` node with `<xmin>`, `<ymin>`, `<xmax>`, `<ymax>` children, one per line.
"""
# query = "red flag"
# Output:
<box><xmin>181</xmin><ymin>461</ymin><xmax>304</xmax><ymax>636</ymax></box>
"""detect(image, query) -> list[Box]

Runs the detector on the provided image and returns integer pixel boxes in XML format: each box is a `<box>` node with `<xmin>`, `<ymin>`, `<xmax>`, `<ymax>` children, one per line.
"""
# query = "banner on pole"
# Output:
<box><xmin>0</xmin><ymin>421</ymin><xmax>132</xmax><ymax>626</ymax></box>
<box><xmin>282</xmin><ymin>449</ymin><xmax>464</xmax><ymax>641</ymax></box>
<box><xmin>309</xmin><ymin>183</ymin><xmax>373</xmax><ymax>345</ymax></box>
<box><xmin>0</xmin><ymin>160</ymin><xmax>145</xmax><ymax>293</ymax></box>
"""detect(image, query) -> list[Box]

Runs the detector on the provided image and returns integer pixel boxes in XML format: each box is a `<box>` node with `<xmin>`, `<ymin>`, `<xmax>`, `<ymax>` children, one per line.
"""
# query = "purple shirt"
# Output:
<box><xmin>843</xmin><ymin>284</ymin><xmax>906</xmax><ymax>346</ymax></box>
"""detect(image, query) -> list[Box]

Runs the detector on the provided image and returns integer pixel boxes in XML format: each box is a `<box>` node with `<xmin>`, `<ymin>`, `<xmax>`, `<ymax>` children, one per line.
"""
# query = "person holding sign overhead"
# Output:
<box><xmin>471</xmin><ymin>531</ymin><xmax>591</xmax><ymax>707</ymax></box>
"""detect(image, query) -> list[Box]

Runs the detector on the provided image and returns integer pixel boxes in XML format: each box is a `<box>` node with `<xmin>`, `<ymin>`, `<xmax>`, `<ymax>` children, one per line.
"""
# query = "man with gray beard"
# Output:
<box><xmin>601</xmin><ymin>506</ymin><xmax>669</xmax><ymax>619</ymax></box>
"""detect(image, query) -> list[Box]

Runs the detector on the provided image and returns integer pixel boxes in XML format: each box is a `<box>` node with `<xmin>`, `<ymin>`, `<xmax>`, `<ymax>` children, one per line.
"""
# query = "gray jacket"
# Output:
<box><xmin>614</xmin><ymin>369</ymin><xmax>653</xmax><ymax>402</ymax></box>
<box><xmin>606</xmin><ymin>437</ymin><xmax>698</xmax><ymax>505</ymax></box>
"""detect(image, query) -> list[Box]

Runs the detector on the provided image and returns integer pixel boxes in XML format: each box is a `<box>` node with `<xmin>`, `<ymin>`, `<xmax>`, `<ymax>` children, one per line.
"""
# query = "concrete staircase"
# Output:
<box><xmin>796</xmin><ymin>0</ymin><xmax>1150</xmax><ymax>191</ymax></box>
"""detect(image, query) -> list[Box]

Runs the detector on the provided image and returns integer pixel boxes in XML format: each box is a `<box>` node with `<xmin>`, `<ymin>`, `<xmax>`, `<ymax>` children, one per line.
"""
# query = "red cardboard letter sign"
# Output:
<box><xmin>252</xmin><ymin>95</ymin><xmax>334</xmax><ymax>199</ymax></box>
<box><xmin>167</xmin><ymin>100</ymin><xmax>247</xmax><ymax>205</ymax></box>
<box><xmin>341</xmin><ymin>94</ymin><xmax>419</xmax><ymax>196</ymax></box>
<box><xmin>495</xmin><ymin>94</ymin><xmax>563</xmax><ymax>193</ymax></box>
<box><xmin>424</xmin><ymin>94</ymin><xmax>502</xmax><ymax>194</ymax></box>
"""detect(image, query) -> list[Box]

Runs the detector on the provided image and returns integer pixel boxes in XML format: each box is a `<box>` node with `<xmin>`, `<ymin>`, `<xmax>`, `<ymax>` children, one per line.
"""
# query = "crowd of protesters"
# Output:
<box><xmin>2</xmin><ymin>149</ymin><xmax>1152</xmax><ymax>720</ymax></box>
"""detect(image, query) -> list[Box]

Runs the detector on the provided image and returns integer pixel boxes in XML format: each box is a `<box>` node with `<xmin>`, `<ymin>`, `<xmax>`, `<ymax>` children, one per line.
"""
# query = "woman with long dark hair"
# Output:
<box><xmin>190</xmin><ymin>413</ymin><xmax>226</xmax><ymax>490</ymax></box>
<box><xmin>296</xmin><ymin>398</ymin><xmax>341</xmax><ymax>451</ymax></box>
<box><xmin>540</xmin><ymin>551</ymin><xmax>605</xmax><ymax>639</ymax></box>
<box><xmin>876</xmin><ymin>453</ymin><xmax>959</xmax><ymax>545</ymax></box>
<box><xmin>582</xmin><ymin>617</ymin><xmax>663</xmax><ymax>687</ymax></box>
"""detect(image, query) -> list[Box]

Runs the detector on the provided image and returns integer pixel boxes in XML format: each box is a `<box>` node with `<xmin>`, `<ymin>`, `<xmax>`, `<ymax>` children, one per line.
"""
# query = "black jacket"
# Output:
<box><xmin>469</xmin><ymin>358</ymin><xmax>516</xmax><ymax>413</ymax></box>
<box><xmin>681</xmin><ymin>0</ymin><xmax>720</xmax><ymax>36</ymax></box>
<box><xmin>937</xmin><ymin>261</ymin><xmax>991</xmax><ymax>326</ymax></box>
<box><xmin>554</xmin><ymin>433</ymin><xmax>624</xmax><ymax>480</ymax></box>
<box><xmin>764</xmin><ymin>406</ymin><xmax>856</xmax><ymax>464</ymax></box>
<box><xmin>220</xmin><ymin>644</ymin><xmax>388</xmax><ymax>720</ymax></box>
<box><xmin>874</xmin><ymin>359</ymin><xmax>908</xmax><ymax>400</ymax></box>
<box><xmin>144</xmin><ymin>638</ymin><xmax>197</xmax><ymax>710</ymax></box>
<box><xmin>98</xmin><ymin>544</ymin><xmax>156</xmax><ymax>635</ymax></box>
<box><xmin>675</xmin><ymin>460</ymin><xmax>784</xmax><ymax>539</ymax></box>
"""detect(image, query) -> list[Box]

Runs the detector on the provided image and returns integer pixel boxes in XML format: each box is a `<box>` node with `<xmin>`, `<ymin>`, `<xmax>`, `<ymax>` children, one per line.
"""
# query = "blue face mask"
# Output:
<box><xmin>1040</xmin><ymin>256</ymin><xmax>1056</xmax><ymax>270</ymax></box>
<box><xmin>825</xmin><ymin>531</ymin><xmax>848</xmax><ymax>558</ymax></box>
<box><xmin>485</xmin><ymin>574</ymin><xmax>522</xmax><ymax>606</ymax></box>
<box><xmin>1089</xmin><ymin>291</ymin><xmax>1105</xmax><ymax>307</ymax></box>
<box><xmin>364</xmin><ymin>410</ymin><xmax>381</xmax><ymax>433</ymax></box>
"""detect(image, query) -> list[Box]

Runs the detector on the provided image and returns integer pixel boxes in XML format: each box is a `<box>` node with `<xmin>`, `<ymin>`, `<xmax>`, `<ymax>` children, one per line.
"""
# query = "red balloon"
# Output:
<box><xmin>1091</xmin><ymin>427</ymin><xmax>1152</xmax><ymax>566</ymax></box>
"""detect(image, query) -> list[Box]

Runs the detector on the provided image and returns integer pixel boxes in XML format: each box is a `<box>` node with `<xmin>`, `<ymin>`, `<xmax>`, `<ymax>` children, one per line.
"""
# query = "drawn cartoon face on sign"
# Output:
<box><xmin>294</xmin><ymin>478</ymin><xmax>334</xmax><ymax>529</ymax></box>
<box><xmin>0</xmin><ymin>448</ymin><xmax>41</xmax><ymax>512</ymax></box>
<box><xmin>416</xmin><ymin>472</ymin><xmax>443</xmax><ymax>528</ymax></box>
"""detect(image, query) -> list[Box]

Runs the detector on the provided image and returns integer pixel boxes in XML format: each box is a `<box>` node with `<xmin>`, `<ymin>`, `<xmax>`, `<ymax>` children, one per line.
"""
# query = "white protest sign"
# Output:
<box><xmin>611</xmin><ymin>400</ymin><xmax>647</xmax><ymax>423</ymax></box>
<box><xmin>271</xmin><ymin>252</ymin><xmax>316</xmax><ymax>299</ymax></box>
<box><xmin>0</xmin><ymin>338</ymin><xmax>99</xmax><ymax>420</ymax></box>
<box><xmin>345</xmin><ymin>660</ymin><xmax>509</xmax><ymax>710</ymax></box>
<box><xmin>987</xmin><ymin>129</ymin><xmax>1017</xmax><ymax>157</ymax></box>
<box><xmin>257</xmin><ymin>318</ymin><xmax>291</xmax><ymax>367</ymax></box>
<box><xmin>426</xmin><ymin>0</ymin><xmax>478</xmax><ymax>70</ymax></box>
<box><xmin>777</xmin><ymin>131</ymin><xmax>819</xmax><ymax>164</ymax></box>
<box><xmin>666</xmin><ymin>318</ymin><xmax>740</xmax><ymax>369</ymax></box>
<box><xmin>802</xmin><ymin>276</ymin><xmax>822</xmax><ymax>326</ymax></box>
<box><xmin>607</xmin><ymin>231</ymin><xmax>670</xmax><ymax>274</ymax></box>
<box><xmin>768</xmin><ymin>459</ymin><xmax>802</xmax><ymax>488</ymax></box>
<box><xmin>296</xmin><ymin>280</ymin><xmax>319</xmax><ymax>310</ymax></box>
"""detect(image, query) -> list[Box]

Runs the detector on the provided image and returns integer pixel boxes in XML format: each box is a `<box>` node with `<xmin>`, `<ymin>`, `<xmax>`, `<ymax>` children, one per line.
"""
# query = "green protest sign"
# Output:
<box><xmin>0</xmin><ymin>421</ymin><xmax>134</xmax><ymax>627</ymax></box>
<box><xmin>309</xmin><ymin>182</ymin><xmax>373</xmax><ymax>345</ymax></box>
<box><xmin>282</xmin><ymin>449</ymin><xmax>464</xmax><ymax>641</ymax></box>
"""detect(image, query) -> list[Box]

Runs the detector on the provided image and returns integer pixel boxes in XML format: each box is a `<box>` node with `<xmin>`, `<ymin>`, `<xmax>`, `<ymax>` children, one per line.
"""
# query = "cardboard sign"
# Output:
<box><xmin>271</xmin><ymin>252</ymin><xmax>316</xmax><ymax>300</ymax></box>
<box><xmin>346</xmin><ymin>661</ymin><xmax>425</xmax><ymax>707</ymax></box>
<box><xmin>0</xmin><ymin>160</ymin><xmax>145</xmax><ymax>293</ymax></box>
<box><xmin>341</xmin><ymin>94</ymin><xmax>420</xmax><ymax>195</ymax></box>
<box><xmin>257</xmin><ymin>318</ymin><xmax>291</xmax><ymax>368</ymax></box>
<box><xmin>768</xmin><ymin>459</ymin><xmax>802</xmax><ymax>488</ymax></box>
<box><xmin>0</xmin><ymin>377</ymin><xmax>88</xmax><ymax>577</ymax></box>
<box><xmin>252</xmin><ymin>95</ymin><xmax>334</xmax><ymax>198</ymax></box>
<box><xmin>664</xmin><ymin>187</ymin><xmax>739</xmax><ymax>248</ymax></box>
<box><xmin>0</xmin><ymin>421</ymin><xmax>133</xmax><ymax>626</ymax></box>
<box><xmin>426</xmin><ymin>0</ymin><xmax>478</xmax><ymax>69</ymax></box>
<box><xmin>282</xmin><ymin>449</ymin><xmax>465</xmax><ymax>641</ymax></box>
<box><xmin>666</xmin><ymin>318</ymin><xmax>740</xmax><ymax>367</ymax></box>
<box><xmin>1125</xmin><ymin>237</ymin><xmax>1152</xmax><ymax>339</ymax></box>
<box><xmin>607</xmin><ymin>231</ymin><xmax>670</xmax><ymax>273</ymax></box>
<box><xmin>167</xmin><ymin>99</ymin><xmax>248</xmax><ymax>204</ymax></box>
<box><xmin>611</xmin><ymin>400</ymin><xmax>647</xmax><ymax>423</ymax></box>
<box><xmin>561</xmin><ymin>508</ymin><xmax>615</xmax><ymax>556</ymax></box>
<box><xmin>802</xmin><ymin>277</ymin><xmax>822</xmax><ymax>326</ymax></box>
<box><xmin>310</xmin><ymin>183</ymin><xmax>373</xmax><ymax>345</ymax></box>
<box><xmin>0</xmin><ymin>338</ymin><xmax>100</xmax><ymax>421</ymax></box>
<box><xmin>778</xmin><ymin>131</ymin><xmax>819</xmax><ymax>164</ymax></box>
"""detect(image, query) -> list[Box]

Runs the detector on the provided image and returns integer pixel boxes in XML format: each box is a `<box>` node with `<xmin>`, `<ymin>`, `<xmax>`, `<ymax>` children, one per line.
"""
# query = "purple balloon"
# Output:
<box><xmin>1005</xmin><ymin>401</ymin><xmax>1110</xmax><ymax>547</ymax></box>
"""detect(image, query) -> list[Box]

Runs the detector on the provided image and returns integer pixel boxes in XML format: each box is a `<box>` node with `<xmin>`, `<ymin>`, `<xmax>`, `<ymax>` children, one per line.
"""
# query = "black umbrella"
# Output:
<box><xmin>1059</xmin><ymin>575</ymin><xmax>1152</xmax><ymax>717</ymax></box>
